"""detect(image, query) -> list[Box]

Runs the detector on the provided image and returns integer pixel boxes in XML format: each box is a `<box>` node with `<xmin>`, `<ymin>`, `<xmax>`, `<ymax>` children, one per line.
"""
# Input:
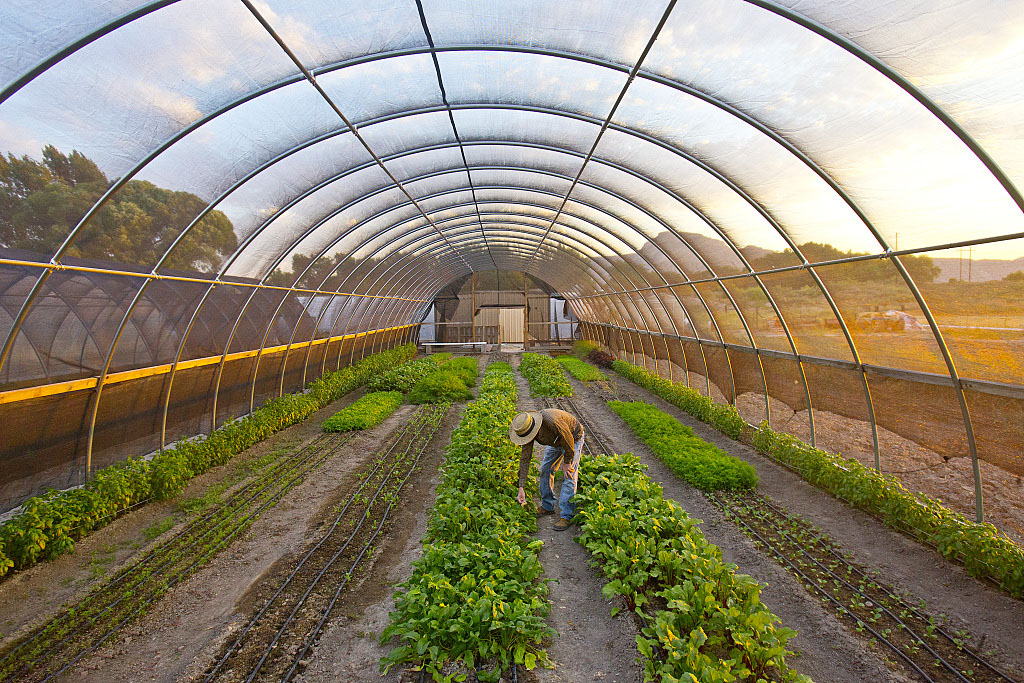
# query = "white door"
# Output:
<box><xmin>498</xmin><ymin>307</ymin><xmax>525</xmax><ymax>343</ymax></box>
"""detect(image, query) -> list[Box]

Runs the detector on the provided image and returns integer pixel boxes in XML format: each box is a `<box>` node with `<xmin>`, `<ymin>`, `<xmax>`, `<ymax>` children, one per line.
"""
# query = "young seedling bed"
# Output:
<box><xmin>204</xmin><ymin>403</ymin><xmax>449</xmax><ymax>683</ymax></box>
<box><xmin>0</xmin><ymin>431</ymin><xmax>357</xmax><ymax>683</ymax></box>
<box><xmin>712</xmin><ymin>490</ymin><xmax>1019</xmax><ymax>683</ymax></box>
<box><xmin>519</xmin><ymin>353</ymin><xmax>573</xmax><ymax>397</ymax></box>
<box><xmin>555</xmin><ymin>355</ymin><xmax>607</xmax><ymax>382</ymax></box>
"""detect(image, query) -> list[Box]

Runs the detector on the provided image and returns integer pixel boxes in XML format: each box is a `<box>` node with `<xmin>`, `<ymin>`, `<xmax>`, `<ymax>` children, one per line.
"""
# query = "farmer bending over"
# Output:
<box><xmin>510</xmin><ymin>409</ymin><xmax>585</xmax><ymax>531</ymax></box>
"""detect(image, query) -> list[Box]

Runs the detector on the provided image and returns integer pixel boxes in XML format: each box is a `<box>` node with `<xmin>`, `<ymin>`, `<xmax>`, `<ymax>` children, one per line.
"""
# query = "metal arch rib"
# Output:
<box><xmin>413</xmin><ymin>0</ymin><xmax>496</xmax><ymax>271</ymax></box>
<box><xmin>0</xmin><ymin>37</ymin><xmax>987</xmax><ymax>506</ymax></box>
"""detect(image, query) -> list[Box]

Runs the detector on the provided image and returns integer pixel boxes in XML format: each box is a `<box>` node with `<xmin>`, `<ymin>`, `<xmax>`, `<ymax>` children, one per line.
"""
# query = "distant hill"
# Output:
<box><xmin>931</xmin><ymin>256</ymin><xmax>1024</xmax><ymax>282</ymax></box>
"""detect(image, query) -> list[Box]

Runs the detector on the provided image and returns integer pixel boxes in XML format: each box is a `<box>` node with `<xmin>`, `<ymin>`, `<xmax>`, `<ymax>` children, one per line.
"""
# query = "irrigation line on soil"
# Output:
<box><xmin>712</xmin><ymin>492</ymin><xmax>936</xmax><ymax>681</ymax></box>
<box><xmin>0</xmin><ymin>432</ymin><xmax>354</xmax><ymax>683</ymax></box>
<box><xmin>245</xmin><ymin>410</ymin><xmax>439</xmax><ymax>682</ymax></box>
<box><xmin>747</xmin><ymin>494</ymin><xmax>1019</xmax><ymax>683</ymax></box>
<box><xmin>0</xmin><ymin>432</ymin><xmax>338</xmax><ymax>678</ymax></box>
<box><xmin>205</xmin><ymin>404</ymin><xmax>446</xmax><ymax>683</ymax></box>
<box><xmin>281</xmin><ymin>405</ymin><xmax>449</xmax><ymax>683</ymax></box>
<box><xmin>204</xmin><ymin>414</ymin><xmax>424</xmax><ymax>681</ymax></box>
<box><xmin>710</xmin><ymin>491</ymin><xmax>996</xmax><ymax>683</ymax></box>
<box><xmin>30</xmin><ymin>432</ymin><xmax>356</xmax><ymax>683</ymax></box>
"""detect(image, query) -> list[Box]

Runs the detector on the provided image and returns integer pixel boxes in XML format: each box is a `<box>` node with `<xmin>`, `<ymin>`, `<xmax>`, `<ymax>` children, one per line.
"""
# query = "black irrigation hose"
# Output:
<box><xmin>726</xmin><ymin>492</ymin><xmax>971</xmax><ymax>683</ymax></box>
<box><xmin>281</xmin><ymin>406</ymin><xmax>447</xmax><ymax>682</ymax></box>
<box><xmin>560</xmin><ymin>395</ymin><xmax>611</xmax><ymax>456</ymax></box>
<box><xmin>33</xmin><ymin>433</ymin><xmax>356</xmax><ymax>683</ymax></box>
<box><xmin>3</xmin><ymin>433</ymin><xmax>352</xmax><ymax>683</ymax></box>
<box><xmin>246</xmin><ymin>412</ymin><xmax>438</xmax><ymax>683</ymax></box>
<box><xmin>750</xmin><ymin>495</ymin><xmax>1019</xmax><ymax>683</ymax></box>
<box><xmin>710</xmin><ymin>492</ymin><xmax>944</xmax><ymax>683</ymax></box>
<box><xmin>749</xmin><ymin>443</ymin><xmax>1012</xmax><ymax>591</ymax></box>
<box><xmin>204</xmin><ymin>416</ymin><xmax>425</xmax><ymax>682</ymax></box>
<box><xmin>0</xmin><ymin>433</ymin><xmax>343</xmax><ymax>680</ymax></box>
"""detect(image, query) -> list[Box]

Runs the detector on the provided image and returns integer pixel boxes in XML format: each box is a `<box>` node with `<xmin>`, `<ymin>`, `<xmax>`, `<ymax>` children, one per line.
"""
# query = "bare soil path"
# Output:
<box><xmin>511</xmin><ymin>356</ymin><xmax>642</xmax><ymax>683</ymax></box>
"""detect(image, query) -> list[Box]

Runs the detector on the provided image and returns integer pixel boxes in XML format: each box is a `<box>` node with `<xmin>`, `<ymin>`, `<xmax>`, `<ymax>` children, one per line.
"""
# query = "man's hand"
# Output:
<box><xmin>517</xmin><ymin>487</ymin><xmax>526</xmax><ymax>506</ymax></box>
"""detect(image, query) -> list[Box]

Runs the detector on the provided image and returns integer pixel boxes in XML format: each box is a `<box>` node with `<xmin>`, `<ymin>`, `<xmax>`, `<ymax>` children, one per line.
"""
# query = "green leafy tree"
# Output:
<box><xmin>1</xmin><ymin>145</ymin><xmax>236</xmax><ymax>270</ymax></box>
<box><xmin>1004</xmin><ymin>270</ymin><xmax>1024</xmax><ymax>282</ymax></box>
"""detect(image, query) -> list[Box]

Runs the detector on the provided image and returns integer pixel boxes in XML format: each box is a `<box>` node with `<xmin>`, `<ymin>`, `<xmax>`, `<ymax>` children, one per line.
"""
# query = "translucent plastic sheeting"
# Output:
<box><xmin>914</xmin><ymin>240</ymin><xmax>1024</xmax><ymax>386</ymax></box>
<box><xmin>0</xmin><ymin>0</ymin><xmax>142</xmax><ymax>86</ymax></box>
<box><xmin>642</xmin><ymin>0</ymin><xmax>1024</xmax><ymax>255</ymax></box>
<box><xmin>771</xmin><ymin>0</ymin><xmax>1024</xmax><ymax>195</ymax></box>
<box><xmin>1</xmin><ymin>0</ymin><xmax>299</xmax><ymax>189</ymax></box>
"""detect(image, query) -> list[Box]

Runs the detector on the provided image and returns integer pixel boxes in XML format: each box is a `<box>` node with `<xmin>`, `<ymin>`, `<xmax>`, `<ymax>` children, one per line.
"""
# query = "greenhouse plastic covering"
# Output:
<box><xmin>0</xmin><ymin>1</ymin><xmax>1022</xmax><ymax>538</ymax></box>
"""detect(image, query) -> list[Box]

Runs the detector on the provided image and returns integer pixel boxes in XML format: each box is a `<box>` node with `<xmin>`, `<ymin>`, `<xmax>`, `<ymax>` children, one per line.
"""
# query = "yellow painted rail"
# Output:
<box><xmin>0</xmin><ymin>323</ymin><xmax>417</xmax><ymax>406</ymax></box>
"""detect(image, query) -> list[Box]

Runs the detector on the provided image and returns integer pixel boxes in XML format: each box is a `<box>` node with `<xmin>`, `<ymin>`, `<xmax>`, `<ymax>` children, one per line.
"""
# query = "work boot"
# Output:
<box><xmin>554</xmin><ymin>518</ymin><xmax>570</xmax><ymax>531</ymax></box>
<box><xmin>536</xmin><ymin>505</ymin><xmax>555</xmax><ymax>516</ymax></box>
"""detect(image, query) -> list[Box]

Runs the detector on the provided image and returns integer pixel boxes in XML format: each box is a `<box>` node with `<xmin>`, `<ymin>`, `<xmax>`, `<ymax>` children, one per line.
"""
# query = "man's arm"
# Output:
<box><xmin>518</xmin><ymin>442</ymin><xmax>533</xmax><ymax>489</ymax></box>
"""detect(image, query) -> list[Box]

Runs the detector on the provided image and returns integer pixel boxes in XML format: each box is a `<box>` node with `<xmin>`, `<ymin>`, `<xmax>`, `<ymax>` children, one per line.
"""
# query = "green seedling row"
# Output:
<box><xmin>0</xmin><ymin>430</ymin><xmax>350</xmax><ymax>683</ymax></box>
<box><xmin>611</xmin><ymin>360</ymin><xmax>745</xmax><ymax>438</ymax></box>
<box><xmin>519</xmin><ymin>353</ymin><xmax>573</xmax><ymax>397</ymax></box>
<box><xmin>753</xmin><ymin>424</ymin><xmax>1024</xmax><ymax>598</ymax></box>
<box><xmin>556</xmin><ymin>355</ymin><xmax>607</xmax><ymax>382</ymax></box>
<box><xmin>368</xmin><ymin>353</ymin><xmax>453</xmax><ymax>393</ymax></box>
<box><xmin>323</xmin><ymin>391</ymin><xmax>403</xmax><ymax>431</ymax></box>
<box><xmin>575</xmin><ymin>453</ymin><xmax>810</xmax><ymax>683</ymax></box>
<box><xmin>572</xmin><ymin>340</ymin><xmax>601</xmax><ymax>360</ymax></box>
<box><xmin>608</xmin><ymin>400</ymin><xmax>758</xmax><ymax>491</ymax></box>
<box><xmin>0</xmin><ymin>344</ymin><xmax>416</xmax><ymax>578</ymax></box>
<box><xmin>407</xmin><ymin>356</ymin><xmax>479</xmax><ymax>405</ymax></box>
<box><xmin>381</xmin><ymin>362</ymin><xmax>554</xmax><ymax>682</ymax></box>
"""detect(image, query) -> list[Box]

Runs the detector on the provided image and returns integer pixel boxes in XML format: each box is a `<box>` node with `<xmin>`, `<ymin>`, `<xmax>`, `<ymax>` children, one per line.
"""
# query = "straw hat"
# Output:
<box><xmin>509</xmin><ymin>411</ymin><xmax>543</xmax><ymax>445</ymax></box>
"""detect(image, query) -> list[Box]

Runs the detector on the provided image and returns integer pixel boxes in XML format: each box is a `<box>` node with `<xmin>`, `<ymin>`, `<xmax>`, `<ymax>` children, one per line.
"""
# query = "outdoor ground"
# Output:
<box><xmin>0</xmin><ymin>351</ymin><xmax>1021</xmax><ymax>683</ymax></box>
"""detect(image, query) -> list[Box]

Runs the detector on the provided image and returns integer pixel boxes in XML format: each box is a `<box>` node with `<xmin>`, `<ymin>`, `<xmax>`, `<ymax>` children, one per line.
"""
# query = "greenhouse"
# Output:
<box><xmin>0</xmin><ymin>1</ymin><xmax>1022</xmax><ymax>681</ymax></box>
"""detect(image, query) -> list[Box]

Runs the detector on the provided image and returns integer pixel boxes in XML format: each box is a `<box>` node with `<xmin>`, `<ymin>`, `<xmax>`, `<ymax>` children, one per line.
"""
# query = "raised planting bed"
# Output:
<box><xmin>609</xmin><ymin>400</ymin><xmax>758</xmax><ymax>491</ymax></box>
<box><xmin>520</xmin><ymin>352</ymin><xmax>573</xmax><ymax>397</ymax></box>
<box><xmin>407</xmin><ymin>356</ymin><xmax>479</xmax><ymax>405</ymax></box>
<box><xmin>575</xmin><ymin>453</ymin><xmax>809</xmax><ymax>683</ymax></box>
<box><xmin>753</xmin><ymin>423</ymin><xmax>1024</xmax><ymax>598</ymax></box>
<box><xmin>368</xmin><ymin>353</ymin><xmax>452</xmax><ymax>393</ymax></box>
<box><xmin>612</xmin><ymin>359</ymin><xmax>745</xmax><ymax>438</ymax></box>
<box><xmin>0</xmin><ymin>343</ymin><xmax>417</xmax><ymax>578</ymax></box>
<box><xmin>556</xmin><ymin>354</ymin><xmax>607</xmax><ymax>382</ymax></box>
<box><xmin>322</xmin><ymin>390</ymin><xmax>403</xmax><ymax>431</ymax></box>
<box><xmin>381</xmin><ymin>362</ymin><xmax>553</xmax><ymax>681</ymax></box>
<box><xmin>571</xmin><ymin>339</ymin><xmax>601</xmax><ymax>360</ymax></box>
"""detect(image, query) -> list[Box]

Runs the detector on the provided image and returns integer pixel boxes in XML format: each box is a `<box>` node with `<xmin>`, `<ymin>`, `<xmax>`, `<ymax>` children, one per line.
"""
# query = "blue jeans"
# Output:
<box><xmin>539</xmin><ymin>435</ymin><xmax>585</xmax><ymax>520</ymax></box>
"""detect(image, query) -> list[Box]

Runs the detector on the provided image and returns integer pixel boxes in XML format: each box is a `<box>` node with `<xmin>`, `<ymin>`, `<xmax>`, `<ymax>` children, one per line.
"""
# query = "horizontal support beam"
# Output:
<box><xmin>589</xmin><ymin>321</ymin><xmax>1024</xmax><ymax>400</ymax></box>
<box><xmin>0</xmin><ymin>323</ymin><xmax>419</xmax><ymax>405</ymax></box>
<box><xmin>0</xmin><ymin>258</ymin><xmax>427</xmax><ymax>302</ymax></box>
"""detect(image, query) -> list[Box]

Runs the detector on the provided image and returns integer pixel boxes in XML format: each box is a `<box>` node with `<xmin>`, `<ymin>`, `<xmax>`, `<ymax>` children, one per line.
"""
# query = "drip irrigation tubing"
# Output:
<box><xmin>205</xmin><ymin>405</ymin><xmax>445</xmax><ymax>682</ymax></box>
<box><xmin>281</xmin><ymin>404</ymin><xmax>449</xmax><ymax>682</ymax></box>
<box><xmin>709</xmin><ymin>490</ymin><xmax>1001</xmax><ymax>683</ymax></box>
<box><xmin>0</xmin><ymin>431</ymin><xmax>354</xmax><ymax>683</ymax></box>
<box><xmin>30</xmin><ymin>432</ymin><xmax>356</xmax><ymax>683</ymax></box>
<box><xmin>245</xmin><ymin>408</ymin><xmax>440</xmax><ymax>682</ymax></box>
<box><xmin>751</xmin><ymin>494</ymin><xmax>1019</xmax><ymax>682</ymax></box>
<box><xmin>712</xmin><ymin>490</ymin><xmax>938</xmax><ymax>681</ymax></box>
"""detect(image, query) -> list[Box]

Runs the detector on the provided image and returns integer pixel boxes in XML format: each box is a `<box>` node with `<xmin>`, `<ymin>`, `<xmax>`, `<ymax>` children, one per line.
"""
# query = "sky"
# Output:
<box><xmin>1</xmin><ymin>0</ymin><xmax>1023</xmax><ymax>278</ymax></box>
